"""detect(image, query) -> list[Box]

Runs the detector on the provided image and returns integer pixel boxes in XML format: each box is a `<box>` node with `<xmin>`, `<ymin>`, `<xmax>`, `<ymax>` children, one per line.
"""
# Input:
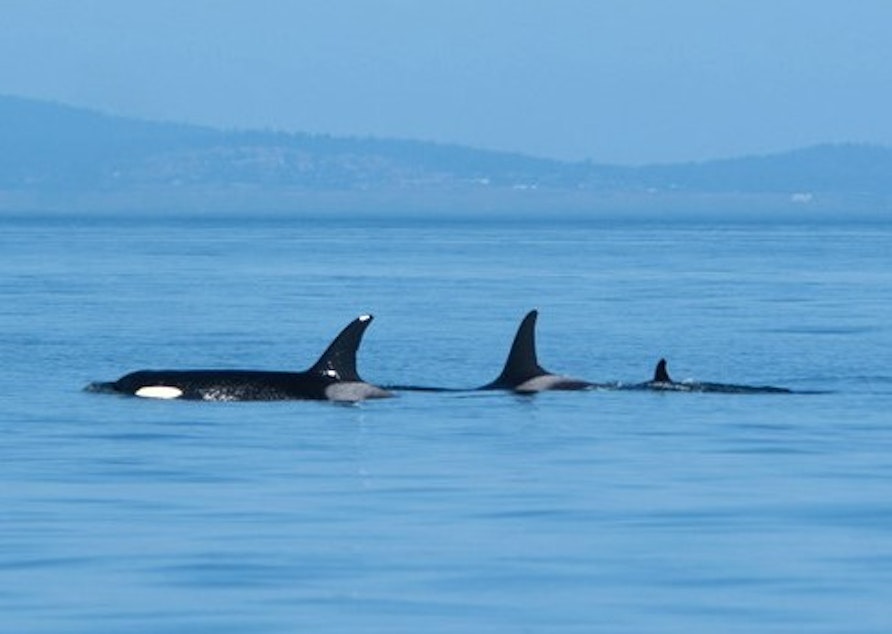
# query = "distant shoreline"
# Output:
<box><xmin>2</xmin><ymin>94</ymin><xmax>891</xmax><ymax>224</ymax></box>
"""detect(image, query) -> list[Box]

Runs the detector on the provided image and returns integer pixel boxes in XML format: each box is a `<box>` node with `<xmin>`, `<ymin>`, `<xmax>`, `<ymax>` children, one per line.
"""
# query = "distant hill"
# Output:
<box><xmin>1</xmin><ymin>94</ymin><xmax>891</xmax><ymax>216</ymax></box>
<box><xmin>631</xmin><ymin>144</ymin><xmax>892</xmax><ymax>195</ymax></box>
<box><xmin>0</xmin><ymin>95</ymin><xmax>580</xmax><ymax>191</ymax></box>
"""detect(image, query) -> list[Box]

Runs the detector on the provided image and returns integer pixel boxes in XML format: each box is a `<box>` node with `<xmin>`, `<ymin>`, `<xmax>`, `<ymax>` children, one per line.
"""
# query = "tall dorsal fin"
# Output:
<box><xmin>653</xmin><ymin>358</ymin><xmax>671</xmax><ymax>383</ymax></box>
<box><xmin>485</xmin><ymin>310</ymin><xmax>548</xmax><ymax>388</ymax></box>
<box><xmin>308</xmin><ymin>314</ymin><xmax>373</xmax><ymax>381</ymax></box>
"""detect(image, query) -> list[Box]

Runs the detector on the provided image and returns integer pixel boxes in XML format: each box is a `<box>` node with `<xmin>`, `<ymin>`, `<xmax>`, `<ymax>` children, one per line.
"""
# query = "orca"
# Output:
<box><xmin>628</xmin><ymin>357</ymin><xmax>792</xmax><ymax>394</ymax></box>
<box><xmin>479</xmin><ymin>310</ymin><xmax>595</xmax><ymax>393</ymax></box>
<box><xmin>387</xmin><ymin>310</ymin><xmax>596</xmax><ymax>394</ymax></box>
<box><xmin>86</xmin><ymin>314</ymin><xmax>392</xmax><ymax>403</ymax></box>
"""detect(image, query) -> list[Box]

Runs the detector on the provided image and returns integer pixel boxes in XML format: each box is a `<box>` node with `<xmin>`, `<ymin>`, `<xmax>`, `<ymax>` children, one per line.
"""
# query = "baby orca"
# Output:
<box><xmin>86</xmin><ymin>315</ymin><xmax>392</xmax><ymax>403</ymax></box>
<box><xmin>632</xmin><ymin>357</ymin><xmax>792</xmax><ymax>394</ymax></box>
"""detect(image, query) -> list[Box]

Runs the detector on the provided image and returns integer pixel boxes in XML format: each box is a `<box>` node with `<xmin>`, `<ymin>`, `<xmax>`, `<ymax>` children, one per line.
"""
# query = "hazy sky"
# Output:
<box><xmin>2</xmin><ymin>1</ymin><xmax>891</xmax><ymax>164</ymax></box>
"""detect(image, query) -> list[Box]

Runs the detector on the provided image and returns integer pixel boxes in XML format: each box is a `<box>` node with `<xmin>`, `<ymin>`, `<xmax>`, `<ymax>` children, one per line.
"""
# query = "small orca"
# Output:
<box><xmin>387</xmin><ymin>310</ymin><xmax>595</xmax><ymax>394</ymax></box>
<box><xmin>86</xmin><ymin>315</ymin><xmax>392</xmax><ymax>403</ymax></box>
<box><xmin>628</xmin><ymin>357</ymin><xmax>792</xmax><ymax>394</ymax></box>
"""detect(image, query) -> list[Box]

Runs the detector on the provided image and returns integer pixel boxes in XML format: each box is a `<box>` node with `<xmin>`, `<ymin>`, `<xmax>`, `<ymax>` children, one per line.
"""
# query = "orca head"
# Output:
<box><xmin>653</xmin><ymin>358</ymin><xmax>672</xmax><ymax>383</ymax></box>
<box><xmin>483</xmin><ymin>309</ymin><xmax>550</xmax><ymax>389</ymax></box>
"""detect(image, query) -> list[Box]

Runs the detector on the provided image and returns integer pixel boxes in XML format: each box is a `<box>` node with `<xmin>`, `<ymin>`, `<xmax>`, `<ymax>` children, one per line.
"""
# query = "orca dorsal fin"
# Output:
<box><xmin>308</xmin><ymin>314</ymin><xmax>373</xmax><ymax>381</ymax></box>
<box><xmin>653</xmin><ymin>358</ymin><xmax>671</xmax><ymax>383</ymax></box>
<box><xmin>486</xmin><ymin>310</ymin><xmax>548</xmax><ymax>388</ymax></box>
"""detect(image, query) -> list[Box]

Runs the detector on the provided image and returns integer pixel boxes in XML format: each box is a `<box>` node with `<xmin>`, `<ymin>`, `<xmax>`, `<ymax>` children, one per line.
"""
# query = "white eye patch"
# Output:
<box><xmin>135</xmin><ymin>385</ymin><xmax>184</xmax><ymax>399</ymax></box>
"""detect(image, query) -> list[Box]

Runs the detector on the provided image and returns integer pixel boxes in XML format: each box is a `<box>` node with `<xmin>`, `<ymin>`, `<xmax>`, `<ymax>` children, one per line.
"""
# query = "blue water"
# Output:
<box><xmin>2</xmin><ymin>212</ymin><xmax>892</xmax><ymax>633</ymax></box>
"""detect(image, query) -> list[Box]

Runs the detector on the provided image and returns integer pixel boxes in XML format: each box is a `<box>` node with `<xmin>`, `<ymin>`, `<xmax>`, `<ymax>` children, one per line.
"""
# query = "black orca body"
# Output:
<box><xmin>479</xmin><ymin>310</ymin><xmax>595</xmax><ymax>393</ymax></box>
<box><xmin>387</xmin><ymin>310</ymin><xmax>595</xmax><ymax>394</ymax></box>
<box><xmin>629</xmin><ymin>358</ymin><xmax>792</xmax><ymax>394</ymax></box>
<box><xmin>87</xmin><ymin>315</ymin><xmax>392</xmax><ymax>403</ymax></box>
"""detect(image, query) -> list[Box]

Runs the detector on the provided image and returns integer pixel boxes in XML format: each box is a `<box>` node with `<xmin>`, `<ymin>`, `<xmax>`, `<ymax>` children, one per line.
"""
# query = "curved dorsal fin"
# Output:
<box><xmin>308</xmin><ymin>314</ymin><xmax>373</xmax><ymax>381</ymax></box>
<box><xmin>653</xmin><ymin>358</ymin><xmax>671</xmax><ymax>383</ymax></box>
<box><xmin>486</xmin><ymin>310</ymin><xmax>548</xmax><ymax>388</ymax></box>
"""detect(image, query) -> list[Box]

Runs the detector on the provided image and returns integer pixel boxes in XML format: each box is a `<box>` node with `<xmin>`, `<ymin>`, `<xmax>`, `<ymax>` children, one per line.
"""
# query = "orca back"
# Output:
<box><xmin>307</xmin><ymin>314</ymin><xmax>373</xmax><ymax>381</ymax></box>
<box><xmin>482</xmin><ymin>310</ymin><xmax>548</xmax><ymax>389</ymax></box>
<box><xmin>643</xmin><ymin>358</ymin><xmax>792</xmax><ymax>394</ymax></box>
<box><xmin>86</xmin><ymin>314</ymin><xmax>390</xmax><ymax>402</ymax></box>
<box><xmin>653</xmin><ymin>358</ymin><xmax>672</xmax><ymax>383</ymax></box>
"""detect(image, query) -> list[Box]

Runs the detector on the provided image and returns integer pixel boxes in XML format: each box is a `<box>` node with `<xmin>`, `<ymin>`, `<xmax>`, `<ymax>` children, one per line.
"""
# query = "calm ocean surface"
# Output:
<box><xmin>2</xmin><ymin>211</ymin><xmax>892</xmax><ymax>633</ymax></box>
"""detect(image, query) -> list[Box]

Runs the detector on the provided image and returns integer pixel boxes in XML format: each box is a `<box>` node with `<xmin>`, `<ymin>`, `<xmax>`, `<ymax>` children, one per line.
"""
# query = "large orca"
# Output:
<box><xmin>387</xmin><ymin>310</ymin><xmax>595</xmax><ymax>394</ymax></box>
<box><xmin>627</xmin><ymin>357</ymin><xmax>792</xmax><ymax>394</ymax></box>
<box><xmin>86</xmin><ymin>314</ymin><xmax>392</xmax><ymax>402</ymax></box>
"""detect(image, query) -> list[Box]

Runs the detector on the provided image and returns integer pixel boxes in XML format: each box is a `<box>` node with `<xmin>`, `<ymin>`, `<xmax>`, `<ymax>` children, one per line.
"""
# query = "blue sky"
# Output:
<box><xmin>1</xmin><ymin>1</ymin><xmax>891</xmax><ymax>164</ymax></box>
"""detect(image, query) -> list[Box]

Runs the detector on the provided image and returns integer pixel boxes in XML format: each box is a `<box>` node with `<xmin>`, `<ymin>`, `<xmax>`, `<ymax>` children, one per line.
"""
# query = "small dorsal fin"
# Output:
<box><xmin>308</xmin><ymin>314</ymin><xmax>373</xmax><ymax>381</ymax></box>
<box><xmin>485</xmin><ymin>310</ymin><xmax>548</xmax><ymax>388</ymax></box>
<box><xmin>653</xmin><ymin>358</ymin><xmax>671</xmax><ymax>383</ymax></box>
